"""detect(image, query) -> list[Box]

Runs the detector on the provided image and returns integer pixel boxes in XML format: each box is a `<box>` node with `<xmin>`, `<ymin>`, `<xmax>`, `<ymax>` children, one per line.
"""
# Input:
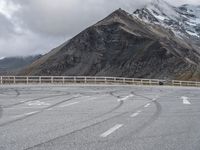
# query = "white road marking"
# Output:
<box><xmin>130</xmin><ymin>110</ymin><xmax>142</xmax><ymax>118</ymax></box>
<box><xmin>85</xmin><ymin>97</ymin><xmax>100</xmax><ymax>102</ymax></box>
<box><xmin>59</xmin><ymin>101</ymin><xmax>80</xmax><ymax>108</ymax></box>
<box><xmin>25</xmin><ymin>111</ymin><xmax>39</xmax><ymax>116</ymax></box>
<box><xmin>181</xmin><ymin>96</ymin><xmax>191</xmax><ymax>105</ymax></box>
<box><xmin>152</xmin><ymin>95</ymin><xmax>159</xmax><ymax>101</ymax></box>
<box><xmin>7</xmin><ymin>107</ymin><xmax>38</xmax><ymax>109</ymax></box>
<box><xmin>152</xmin><ymin>98</ymin><xmax>157</xmax><ymax>101</ymax></box>
<box><xmin>118</xmin><ymin>94</ymin><xmax>134</xmax><ymax>102</ymax></box>
<box><xmin>27</xmin><ymin>101</ymin><xmax>50</xmax><ymax>106</ymax></box>
<box><xmin>100</xmin><ymin>124</ymin><xmax>123</xmax><ymax>138</ymax></box>
<box><xmin>144</xmin><ymin>103</ymin><xmax>151</xmax><ymax>108</ymax></box>
<box><xmin>15</xmin><ymin>111</ymin><xmax>39</xmax><ymax>118</ymax></box>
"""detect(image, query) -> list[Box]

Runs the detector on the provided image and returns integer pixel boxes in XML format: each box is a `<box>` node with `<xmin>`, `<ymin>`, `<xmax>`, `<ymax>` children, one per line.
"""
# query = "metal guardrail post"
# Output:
<box><xmin>0</xmin><ymin>76</ymin><xmax>2</xmax><ymax>84</ymax></box>
<box><xmin>26</xmin><ymin>76</ymin><xmax>28</xmax><ymax>84</ymax></box>
<box><xmin>123</xmin><ymin>78</ymin><xmax>125</xmax><ymax>84</ymax></box>
<box><xmin>106</xmin><ymin>77</ymin><xmax>108</xmax><ymax>84</ymax></box>
<box><xmin>114</xmin><ymin>77</ymin><xmax>116</xmax><ymax>83</ymax></box>
<box><xmin>149</xmin><ymin>80</ymin><xmax>151</xmax><ymax>85</ymax></box>
<box><xmin>39</xmin><ymin>76</ymin><xmax>41</xmax><ymax>84</ymax></box>
<box><xmin>62</xmin><ymin>77</ymin><xmax>65</xmax><ymax>84</ymax></box>
<box><xmin>51</xmin><ymin>76</ymin><xmax>53</xmax><ymax>84</ymax></box>
<box><xmin>13</xmin><ymin>76</ymin><xmax>16</xmax><ymax>84</ymax></box>
<box><xmin>95</xmin><ymin>77</ymin><xmax>97</xmax><ymax>84</ymax></box>
<box><xmin>141</xmin><ymin>79</ymin><xmax>144</xmax><ymax>85</ymax></box>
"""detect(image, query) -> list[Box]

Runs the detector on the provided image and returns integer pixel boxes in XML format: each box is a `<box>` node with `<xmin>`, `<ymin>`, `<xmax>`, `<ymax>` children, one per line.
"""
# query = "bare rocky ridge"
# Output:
<box><xmin>20</xmin><ymin>3</ymin><xmax>200</xmax><ymax>81</ymax></box>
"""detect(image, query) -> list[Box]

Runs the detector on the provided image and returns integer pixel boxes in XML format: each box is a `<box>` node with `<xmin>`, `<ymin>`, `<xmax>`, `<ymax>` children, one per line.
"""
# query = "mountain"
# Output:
<box><xmin>0</xmin><ymin>55</ymin><xmax>42</xmax><ymax>75</ymax></box>
<box><xmin>134</xmin><ymin>0</ymin><xmax>200</xmax><ymax>45</ymax></box>
<box><xmin>20</xmin><ymin>0</ymin><xmax>200</xmax><ymax>81</ymax></box>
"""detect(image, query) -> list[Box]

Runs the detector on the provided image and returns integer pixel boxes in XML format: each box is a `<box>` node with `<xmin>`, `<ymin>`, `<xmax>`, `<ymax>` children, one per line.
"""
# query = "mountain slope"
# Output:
<box><xmin>21</xmin><ymin>5</ymin><xmax>200</xmax><ymax>80</ymax></box>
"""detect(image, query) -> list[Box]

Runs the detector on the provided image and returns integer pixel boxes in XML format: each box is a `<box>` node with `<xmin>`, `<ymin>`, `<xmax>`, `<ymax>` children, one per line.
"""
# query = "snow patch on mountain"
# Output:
<box><xmin>133</xmin><ymin>0</ymin><xmax>200</xmax><ymax>39</ymax></box>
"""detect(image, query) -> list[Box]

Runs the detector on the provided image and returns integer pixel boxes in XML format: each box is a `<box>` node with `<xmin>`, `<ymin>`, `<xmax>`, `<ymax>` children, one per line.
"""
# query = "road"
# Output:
<box><xmin>0</xmin><ymin>84</ymin><xmax>200</xmax><ymax>150</ymax></box>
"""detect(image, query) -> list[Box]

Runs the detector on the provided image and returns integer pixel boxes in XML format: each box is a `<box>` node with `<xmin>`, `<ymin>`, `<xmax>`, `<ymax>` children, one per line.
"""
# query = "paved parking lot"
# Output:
<box><xmin>0</xmin><ymin>85</ymin><xmax>200</xmax><ymax>150</ymax></box>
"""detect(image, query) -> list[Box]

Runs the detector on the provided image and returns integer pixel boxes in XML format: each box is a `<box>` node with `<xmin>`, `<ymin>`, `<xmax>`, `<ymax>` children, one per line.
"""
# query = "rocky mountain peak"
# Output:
<box><xmin>20</xmin><ymin>3</ymin><xmax>200</xmax><ymax>81</ymax></box>
<box><xmin>95</xmin><ymin>8</ymin><xmax>132</xmax><ymax>26</ymax></box>
<box><xmin>133</xmin><ymin>0</ymin><xmax>200</xmax><ymax>40</ymax></box>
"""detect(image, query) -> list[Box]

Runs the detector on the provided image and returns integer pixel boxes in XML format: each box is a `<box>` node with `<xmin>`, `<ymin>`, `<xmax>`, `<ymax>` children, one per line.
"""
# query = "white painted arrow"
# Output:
<box><xmin>181</xmin><ymin>96</ymin><xmax>191</xmax><ymax>105</ymax></box>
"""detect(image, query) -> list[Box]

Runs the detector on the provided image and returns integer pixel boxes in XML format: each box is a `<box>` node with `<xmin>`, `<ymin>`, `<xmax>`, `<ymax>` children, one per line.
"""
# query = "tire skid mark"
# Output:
<box><xmin>25</xmin><ymin>99</ymin><xmax>157</xmax><ymax>150</ymax></box>
<box><xmin>85</xmin><ymin>90</ymin><xmax>133</xmax><ymax>124</ymax></box>
<box><xmin>109</xmin><ymin>91</ymin><xmax>121</xmax><ymax>99</ymax></box>
<box><xmin>24</xmin><ymin>111</ymin><xmax>129</xmax><ymax>150</ymax></box>
<box><xmin>3</xmin><ymin>93</ymin><xmax>71</xmax><ymax>108</ymax></box>
<box><xmin>0</xmin><ymin>89</ymin><xmax>18</xmax><ymax>96</ymax></box>
<box><xmin>24</xmin><ymin>91</ymin><xmax>156</xmax><ymax>150</ymax></box>
<box><xmin>85</xmin><ymin>100</ymin><xmax>124</xmax><ymax>123</ymax></box>
<box><xmin>131</xmin><ymin>91</ymin><xmax>152</xmax><ymax>101</ymax></box>
<box><xmin>132</xmin><ymin>100</ymin><xmax>161</xmax><ymax>134</ymax></box>
<box><xmin>98</xmin><ymin>97</ymin><xmax>162</xmax><ymax>146</ymax></box>
<box><xmin>0</xmin><ymin>96</ymin><xmax>81</xmax><ymax>127</ymax></box>
<box><xmin>15</xmin><ymin>89</ymin><xmax>20</xmax><ymax>97</ymax></box>
<box><xmin>118</xmin><ymin>91</ymin><xmax>162</xmax><ymax>139</ymax></box>
<box><xmin>69</xmin><ymin>90</ymin><xmax>125</xmax><ymax>124</ymax></box>
<box><xmin>107</xmin><ymin>101</ymin><xmax>162</xmax><ymax>146</ymax></box>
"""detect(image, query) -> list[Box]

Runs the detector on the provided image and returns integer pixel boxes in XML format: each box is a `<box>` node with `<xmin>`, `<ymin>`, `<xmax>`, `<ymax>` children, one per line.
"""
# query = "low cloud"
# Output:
<box><xmin>0</xmin><ymin>13</ymin><xmax>15</xmax><ymax>38</ymax></box>
<box><xmin>0</xmin><ymin>0</ymin><xmax>199</xmax><ymax>57</ymax></box>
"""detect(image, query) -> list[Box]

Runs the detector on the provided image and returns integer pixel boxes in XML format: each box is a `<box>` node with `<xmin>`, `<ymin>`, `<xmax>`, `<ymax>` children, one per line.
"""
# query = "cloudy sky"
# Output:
<box><xmin>0</xmin><ymin>0</ymin><xmax>199</xmax><ymax>58</ymax></box>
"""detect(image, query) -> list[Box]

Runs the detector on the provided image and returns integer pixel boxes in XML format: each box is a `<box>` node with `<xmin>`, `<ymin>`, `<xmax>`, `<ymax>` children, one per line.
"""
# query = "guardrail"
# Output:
<box><xmin>0</xmin><ymin>76</ymin><xmax>200</xmax><ymax>87</ymax></box>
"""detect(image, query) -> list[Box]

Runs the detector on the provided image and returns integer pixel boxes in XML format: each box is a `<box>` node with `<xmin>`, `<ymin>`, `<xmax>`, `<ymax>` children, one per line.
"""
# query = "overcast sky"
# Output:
<box><xmin>0</xmin><ymin>0</ymin><xmax>199</xmax><ymax>58</ymax></box>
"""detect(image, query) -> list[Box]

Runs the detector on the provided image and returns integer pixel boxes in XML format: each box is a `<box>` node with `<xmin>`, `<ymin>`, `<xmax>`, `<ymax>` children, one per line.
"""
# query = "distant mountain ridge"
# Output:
<box><xmin>20</xmin><ymin>0</ymin><xmax>200</xmax><ymax>81</ymax></box>
<box><xmin>0</xmin><ymin>55</ymin><xmax>42</xmax><ymax>75</ymax></box>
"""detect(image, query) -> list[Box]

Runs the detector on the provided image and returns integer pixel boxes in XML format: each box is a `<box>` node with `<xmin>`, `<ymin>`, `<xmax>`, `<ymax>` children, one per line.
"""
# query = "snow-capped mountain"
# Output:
<box><xmin>133</xmin><ymin>0</ymin><xmax>200</xmax><ymax>39</ymax></box>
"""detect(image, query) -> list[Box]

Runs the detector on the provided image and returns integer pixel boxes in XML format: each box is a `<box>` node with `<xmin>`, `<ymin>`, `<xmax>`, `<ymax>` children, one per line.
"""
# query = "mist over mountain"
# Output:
<box><xmin>20</xmin><ymin>0</ymin><xmax>200</xmax><ymax>81</ymax></box>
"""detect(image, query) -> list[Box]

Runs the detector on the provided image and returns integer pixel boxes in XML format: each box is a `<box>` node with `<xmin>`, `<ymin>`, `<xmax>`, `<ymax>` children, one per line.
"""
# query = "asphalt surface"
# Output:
<box><xmin>0</xmin><ymin>84</ymin><xmax>200</xmax><ymax>150</ymax></box>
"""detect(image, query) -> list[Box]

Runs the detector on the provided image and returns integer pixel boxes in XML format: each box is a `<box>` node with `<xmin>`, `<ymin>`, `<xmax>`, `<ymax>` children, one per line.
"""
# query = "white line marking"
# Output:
<box><xmin>59</xmin><ymin>101</ymin><xmax>80</xmax><ymax>108</ymax></box>
<box><xmin>181</xmin><ymin>96</ymin><xmax>191</xmax><ymax>105</ymax></box>
<box><xmin>144</xmin><ymin>103</ymin><xmax>151</xmax><ymax>108</ymax></box>
<box><xmin>100</xmin><ymin>124</ymin><xmax>123</xmax><ymax>138</ymax></box>
<box><xmin>15</xmin><ymin>111</ymin><xmax>39</xmax><ymax>118</ymax></box>
<box><xmin>130</xmin><ymin>110</ymin><xmax>142</xmax><ymax>118</ymax></box>
<box><xmin>118</xmin><ymin>94</ymin><xmax>134</xmax><ymax>102</ymax></box>
<box><xmin>152</xmin><ymin>95</ymin><xmax>159</xmax><ymax>101</ymax></box>
<box><xmin>7</xmin><ymin>107</ymin><xmax>38</xmax><ymax>109</ymax></box>
<box><xmin>152</xmin><ymin>98</ymin><xmax>157</xmax><ymax>101</ymax></box>
<box><xmin>27</xmin><ymin>101</ymin><xmax>50</xmax><ymax>106</ymax></box>
<box><xmin>25</xmin><ymin>111</ymin><xmax>39</xmax><ymax>116</ymax></box>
